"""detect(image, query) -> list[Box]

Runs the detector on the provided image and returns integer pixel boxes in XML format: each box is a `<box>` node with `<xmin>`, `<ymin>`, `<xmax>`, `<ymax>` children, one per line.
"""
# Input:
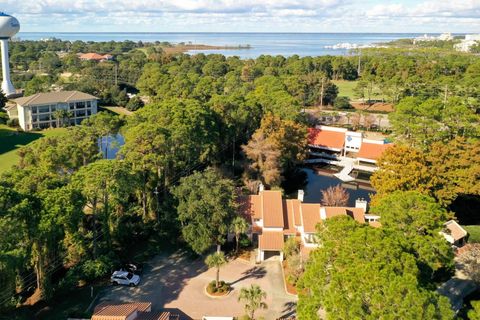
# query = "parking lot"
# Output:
<box><xmin>98</xmin><ymin>250</ymin><xmax>297</xmax><ymax>319</ymax></box>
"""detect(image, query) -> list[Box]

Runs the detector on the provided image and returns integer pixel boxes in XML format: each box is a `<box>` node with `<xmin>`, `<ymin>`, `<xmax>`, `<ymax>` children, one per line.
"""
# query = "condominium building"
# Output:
<box><xmin>12</xmin><ymin>91</ymin><xmax>98</xmax><ymax>131</ymax></box>
<box><xmin>245</xmin><ymin>187</ymin><xmax>377</xmax><ymax>262</ymax></box>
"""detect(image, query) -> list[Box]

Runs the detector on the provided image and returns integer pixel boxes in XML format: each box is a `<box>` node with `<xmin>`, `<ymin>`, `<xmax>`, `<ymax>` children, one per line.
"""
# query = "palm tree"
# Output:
<box><xmin>345</xmin><ymin>112</ymin><xmax>352</xmax><ymax>126</ymax></box>
<box><xmin>231</xmin><ymin>216</ymin><xmax>249</xmax><ymax>254</ymax></box>
<box><xmin>238</xmin><ymin>284</ymin><xmax>268</xmax><ymax>320</ymax></box>
<box><xmin>205</xmin><ymin>251</ymin><xmax>227</xmax><ymax>288</ymax></box>
<box><xmin>52</xmin><ymin>109</ymin><xmax>71</xmax><ymax>128</ymax></box>
<box><xmin>377</xmin><ymin>114</ymin><xmax>384</xmax><ymax>130</ymax></box>
<box><xmin>52</xmin><ymin>109</ymin><xmax>64</xmax><ymax>128</ymax></box>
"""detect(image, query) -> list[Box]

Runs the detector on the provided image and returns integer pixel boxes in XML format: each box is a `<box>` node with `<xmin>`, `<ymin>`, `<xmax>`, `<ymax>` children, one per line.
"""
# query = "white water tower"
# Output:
<box><xmin>0</xmin><ymin>12</ymin><xmax>19</xmax><ymax>97</ymax></box>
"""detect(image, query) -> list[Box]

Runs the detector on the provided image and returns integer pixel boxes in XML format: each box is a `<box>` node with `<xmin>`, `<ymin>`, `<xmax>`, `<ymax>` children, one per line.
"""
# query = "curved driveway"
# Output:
<box><xmin>98</xmin><ymin>250</ymin><xmax>297</xmax><ymax>319</ymax></box>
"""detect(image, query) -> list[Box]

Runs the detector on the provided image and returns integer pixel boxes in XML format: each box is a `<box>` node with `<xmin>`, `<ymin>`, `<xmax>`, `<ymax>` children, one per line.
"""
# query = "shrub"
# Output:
<box><xmin>6</xmin><ymin>118</ymin><xmax>19</xmax><ymax>127</ymax></box>
<box><xmin>207</xmin><ymin>280</ymin><xmax>230</xmax><ymax>294</ymax></box>
<box><xmin>81</xmin><ymin>256</ymin><xmax>114</xmax><ymax>281</ymax></box>
<box><xmin>0</xmin><ymin>111</ymin><xmax>8</xmax><ymax>124</ymax></box>
<box><xmin>283</xmin><ymin>237</ymin><xmax>300</xmax><ymax>258</ymax></box>
<box><xmin>56</xmin><ymin>268</ymin><xmax>81</xmax><ymax>296</ymax></box>
<box><xmin>239</xmin><ymin>234</ymin><xmax>252</xmax><ymax>249</ymax></box>
<box><xmin>334</xmin><ymin>96</ymin><xmax>352</xmax><ymax>109</ymax></box>
<box><xmin>126</xmin><ymin>96</ymin><xmax>144</xmax><ymax>111</ymax></box>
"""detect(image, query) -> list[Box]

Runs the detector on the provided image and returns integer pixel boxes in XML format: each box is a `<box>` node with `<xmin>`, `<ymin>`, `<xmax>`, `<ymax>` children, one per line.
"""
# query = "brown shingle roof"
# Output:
<box><xmin>14</xmin><ymin>91</ymin><xmax>97</xmax><ymax>107</ymax></box>
<box><xmin>283</xmin><ymin>200</ymin><xmax>296</xmax><ymax>235</ymax></box>
<box><xmin>445</xmin><ymin>220</ymin><xmax>468</xmax><ymax>241</ymax></box>
<box><xmin>357</xmin><ymin>142</ymin><xmax>393</xmax><ymax>160</ymax></box>
<box><xmin>259</xmin><ymin>231</ymin><xmax>284</xmax><ymax>251</ymax></box>
<box><xmin>308</xmin><ymin>127</ymin><xmax>345</xmax><ymax>150</ymax></box>
<box><xmin>301</xmin><ymin>203</ymin><xmax>321</xmax><ymax>233</ymax></box>
<box><xmin>261</xmin><ymin>190</ymin><xmax>284</xmax><ymax>228</ymax></box>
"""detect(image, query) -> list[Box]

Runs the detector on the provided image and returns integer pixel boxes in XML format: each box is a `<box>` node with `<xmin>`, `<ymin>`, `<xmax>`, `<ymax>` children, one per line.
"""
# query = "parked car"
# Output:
<box><xmin>111</xmin><ymin>270</ymin><xmax>141</xmax><ymax>287</ymax></box>
<box><xmin>121</xmin><ymin>262</ymin><xmax>143</xmax><ymax>275</ymax></box>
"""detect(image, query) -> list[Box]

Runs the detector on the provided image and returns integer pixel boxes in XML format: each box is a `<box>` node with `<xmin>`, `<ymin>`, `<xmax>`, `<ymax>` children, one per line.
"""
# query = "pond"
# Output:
<box><xmin>98</xmin><ymin>134</ymin><xmax>124</xmax><ymax>159</ymax></box>
<box><xmin>285</xmin><ymin>166</ymin><xmax>375</xmax><ymax>207</ymax></box>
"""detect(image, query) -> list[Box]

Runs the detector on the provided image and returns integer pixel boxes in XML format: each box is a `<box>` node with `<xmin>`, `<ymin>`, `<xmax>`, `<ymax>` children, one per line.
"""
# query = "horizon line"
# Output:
<box><xmin>17</xmin><ymin>31</ymin><xmax>473</xmax><ymax>35</ymax></box>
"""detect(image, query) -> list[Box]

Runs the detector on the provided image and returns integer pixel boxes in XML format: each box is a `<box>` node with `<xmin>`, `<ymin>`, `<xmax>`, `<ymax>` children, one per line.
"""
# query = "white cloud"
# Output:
<box><xmin>2</xmin><ymin>0</ymin><xmax>479</xmax><ymax>32</ymax></box>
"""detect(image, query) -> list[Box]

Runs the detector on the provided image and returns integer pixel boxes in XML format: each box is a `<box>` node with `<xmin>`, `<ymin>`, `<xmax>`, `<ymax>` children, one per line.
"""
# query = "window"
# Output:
<box><xmin>86</xmin><ymin>109</ymin><xmax>92</xmax><ymax>116</ymax></box>
<box><xmin>31</xmin><ymin>107</ymin><xmax>38</xmax><ymax>114</ymax></box>
<box><xmin>76</xmin><ymin>110</ymin><xmax>86</xmax><ymax>117</ymax></box>
<box><xmin>38</xmin><ymin>106</ymin><xmax>50</xmax><ymax>113</ymax></box>
<box><xmin>86</xmin><ymin>101</ymin><xmax>91</xmax><ymax>108</ymax></box>
<box><xmin>76</xmin><ymin>101</ymin><xmax>85</xmax><ymax>109</ymax></box>
<box><xmin>69</xmin><ymin>103</ymin><xmax>75</xmax><ymax>110</ymax></box>
<box><xmin>38</xmin><ymin>114</ymin><xmax>50</xmax><ymax>122</ymax></box>
<box><xmin>50</xmin><ymin>105</ymin><xmax>56</xmax><ymax>112</ymax></box>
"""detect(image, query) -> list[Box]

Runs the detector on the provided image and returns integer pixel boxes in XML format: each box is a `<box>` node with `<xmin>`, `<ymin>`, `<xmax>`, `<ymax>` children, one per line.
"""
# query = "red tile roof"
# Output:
<box><xmin>356</xmin><ymin>142</ymin><xmax>393</xmax><ymax>160</ymax></box>
<box><xmin>324</xmin><ymin>207</ymin><xmax>365</xmax><ymax>224</ymax></box>
<box><xmin>261</xmin><ymin>191</ymin><xmax>284</xmax><ymax>228</ymax></box>
<box><xmin>291</xmin><ymin>199</ymin><xmax>302</xmax><ymax>227</ymax></box>
<box><xmin>92</xmin><ymin>302</ymin><xmax>151</xmax><ymax>320</ymax></box>
<box><xmin>301</xmin><ymin>203</ymin><xmax>321</xmax><ymax>233</ymax></box>
<box><xmin>259</xmin><ymin>231</ymin><xmax>285</xmax><ymax>250</ymax></box>
<box><xmin>307</xmin><ymin>128</ymin><xmax>345</xmax><ymax>150</ymax></box>
<box><xmin>248</xmin><ymin>194</ymin><xmax>262</xmax><ymax>220</ymax></box>
<box><xmin>283</xmin><ymin>200</ymin><xmax>296</xmax><ymax>235</ymax></box>
<box><xmin>137</xmin><ymin>311</ymin><xmax>175</xmax><ymax>320</ymax></box>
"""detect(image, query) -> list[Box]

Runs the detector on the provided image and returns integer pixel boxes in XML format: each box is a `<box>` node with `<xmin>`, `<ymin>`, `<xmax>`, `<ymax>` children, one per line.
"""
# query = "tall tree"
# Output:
<box><xmin>297</xmin><ymin>216</ymin><xmax>454</xmax><ymax>320</ymax></box>
<box><xmin>242</xmin><ymin>131</ymin><xmax>281</xmax><ymax>187</ymax></box>
<box><xmin>370</xmin><ymin>191</ymin><xmax>454</xmax><ymax>280</ymax></box>
<box><xmin>72</xmin><ymin>160</ymin><xmax>133</xmax><ymax>258</ymax></box>
<box><xmin>172</xmin><ymin>168</ymin><xmax>237</xmax><ymax>254</ymax></box>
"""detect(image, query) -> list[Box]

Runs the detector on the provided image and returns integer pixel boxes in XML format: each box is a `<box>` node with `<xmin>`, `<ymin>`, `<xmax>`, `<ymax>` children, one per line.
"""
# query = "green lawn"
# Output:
<box><xmin>464</xmin><ymin>225</ymin><xmax>480</xmax><ymax>243</ymax></box>
<box><xmin>0</xmin><ymin>125</ymin><xmax>67</xmax><ymax>174</ymax></box>
<box><xmin>332</xmin><ymin>80</ymin><xmax>359</xmax><ymax>99</ymax></box>
<box><xmin>100</xmin><ymin>106</ymin><xmax>133</xmax><ymax>116</ymax></box>
<box><xmin>332</xmin><ymin>80</ymin><xmax>385</xmax><ymax>101</ymax></box>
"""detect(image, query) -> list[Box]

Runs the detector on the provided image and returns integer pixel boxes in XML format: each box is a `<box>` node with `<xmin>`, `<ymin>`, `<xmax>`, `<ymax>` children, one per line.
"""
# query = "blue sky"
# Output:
<box><xmin>3</xmin><ymin>0</ymin><xmax>480</xmax><ymax>33</ymax></box>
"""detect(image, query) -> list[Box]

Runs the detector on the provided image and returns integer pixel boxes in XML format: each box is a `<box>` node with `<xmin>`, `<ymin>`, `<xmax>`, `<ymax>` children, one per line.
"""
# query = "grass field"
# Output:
<box><xmin>332</xmin><ymin>80</ymin><xmax>385</xmax><ymax>101</ymax></box>
<box><xmin>464</xmin><ymin>225</ymin><xmax>480</xmax><ymax>243</ymax></box>
<box><xmin>100</xmin><ymin>106</ymin><xmax>133</xmax><ymax>116</ymax></box>
<box><xmin>0</xmin><ymin>125</ymin><xmax>67</xmax><ymax>174</ymax></box>
<box><xmin>333</xmin><ymin>80</ymin><xmax>359</xmax><ymax>99</ymax></box>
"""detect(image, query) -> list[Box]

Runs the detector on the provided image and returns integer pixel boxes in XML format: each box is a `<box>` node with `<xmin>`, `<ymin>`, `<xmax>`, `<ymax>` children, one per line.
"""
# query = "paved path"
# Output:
<box><xmin>98</xmin><ymin>250</ymin><xmax>297</xmax><ymax>319</ymax></box>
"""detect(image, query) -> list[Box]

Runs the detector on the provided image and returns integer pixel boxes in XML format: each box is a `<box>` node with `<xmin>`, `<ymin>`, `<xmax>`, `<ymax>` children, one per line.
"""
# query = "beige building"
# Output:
<box><xmin>12</xmin><ymin>91</ymin><xmax>98</xmax><ymax>131</ymax></box>
<box><xmin>245</xmin><ymin>187</ymin><xmax>376</xmax><ymax>262</ymax></box>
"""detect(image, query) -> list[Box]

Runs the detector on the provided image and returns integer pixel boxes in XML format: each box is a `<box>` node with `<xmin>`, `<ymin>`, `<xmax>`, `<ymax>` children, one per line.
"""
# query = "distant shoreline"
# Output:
<box><xmin>163</xmin><ymin>43</ymin><xmax>251</xmax><ymax>54</ymax></box>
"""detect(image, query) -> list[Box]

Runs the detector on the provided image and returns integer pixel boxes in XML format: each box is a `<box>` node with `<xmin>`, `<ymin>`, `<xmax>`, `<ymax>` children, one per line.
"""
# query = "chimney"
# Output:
<box><xmin>258</xmin><ymin>183</ymin><xmax>265</xmax><ymax>193</ymax></box>
<box><xmin>355</xmin><ymin>198</ymin><xmax>368</xmax><ymax>212</ymax></box>
<box><xmin>297</xmin><ymin>190</ymin><xmax>304</xmax><ymax>202</ymax></box>
<box><xmin>320</xmin><ymin>207</ymin><xmax>327</xmax><ymax>220</ymax></box>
